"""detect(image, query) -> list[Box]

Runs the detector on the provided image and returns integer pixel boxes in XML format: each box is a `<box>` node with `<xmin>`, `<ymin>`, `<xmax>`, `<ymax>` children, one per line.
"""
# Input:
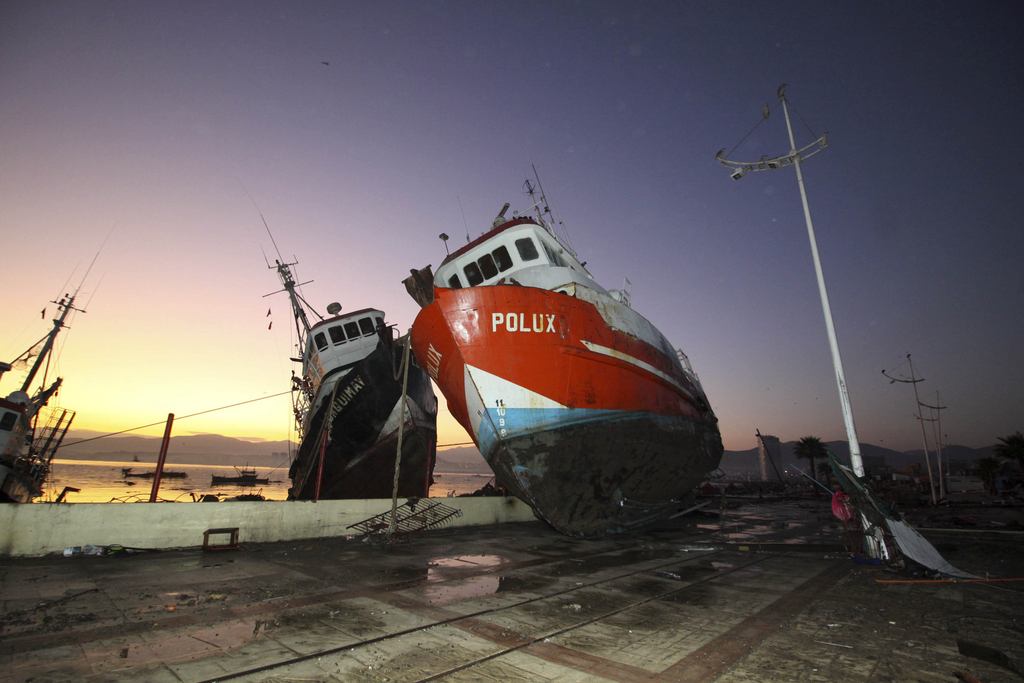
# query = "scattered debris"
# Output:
<box><xmin>957</xmin><ymin>639</ymin><xmax>1024</xmax><ymax>677</ymax></box>
<box><xmin>829</xmin><ymin>454</ymin><xmax>978</xmax><ymax>578</ymax></box>
<box><xmin>952</xmin><ymin>671</ymin><xmax>986</xmax><ymax>683</ymax></box>
<box><xmin>347</xmin><ymin>499</ymin><xmax>463</xmax><ymax>540</ymax></box>
<box><xmin>815</xmin><ymin>640</ymin><xmax>853</xmax><ymax>649</ymax></box>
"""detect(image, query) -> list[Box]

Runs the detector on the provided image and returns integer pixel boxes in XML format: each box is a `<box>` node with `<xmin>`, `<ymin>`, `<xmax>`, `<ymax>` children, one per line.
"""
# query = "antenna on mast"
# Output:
<box><xmin>531</xmin><ymin>164</ymin><xmax>575</xmax><ymax>255</ymax></box>
<box><xmin>457</xmin><ymin>196</ymin><xmax>470</xmax><ymax>243</ymax></box>
<box><xmin>18</xmin><ymin>232</ymin><xmax>108</xmax><ymax>395</ymax></box>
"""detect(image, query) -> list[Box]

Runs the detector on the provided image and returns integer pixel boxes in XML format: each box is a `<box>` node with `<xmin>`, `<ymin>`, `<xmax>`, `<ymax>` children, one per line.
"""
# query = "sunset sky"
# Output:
<box><xmin>2</xmin><ymin>2</ymin><xmax>1021</xmax><ymax>454</ymax></box>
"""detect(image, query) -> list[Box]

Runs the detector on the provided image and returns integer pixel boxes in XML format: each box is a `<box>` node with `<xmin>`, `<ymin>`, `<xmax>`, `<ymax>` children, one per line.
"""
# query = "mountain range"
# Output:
<box><xmin>720</xmin><ymin>439</ymin><xmax>995</xmax><ymax>476</ymax></box>
<box><xmin>57</xmin><ymin>430</ymin><xmax>490</xmax><ymax>471</ymax></box>
<box><xmin>59</xmin><ymin>430</ymin><xmax>993</xmax><ymax>475</ymax></box>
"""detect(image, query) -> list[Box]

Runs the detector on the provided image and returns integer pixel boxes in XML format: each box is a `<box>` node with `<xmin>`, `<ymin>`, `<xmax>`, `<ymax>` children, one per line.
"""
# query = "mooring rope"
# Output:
<box><xmin>386</xmin><ymin>331</ymin><xmax>413</xmax><ymax>539</ymax></box>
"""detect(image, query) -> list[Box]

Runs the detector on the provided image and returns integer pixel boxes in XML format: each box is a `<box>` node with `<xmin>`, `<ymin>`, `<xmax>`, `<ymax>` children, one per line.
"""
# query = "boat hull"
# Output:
<box><xmin>410</xmin><ymin>284</ymin><xmax>722</xmax><ymax>537</ymax></box>
<box><xmin>211</xmin><ymin>476</ymin><xmax>269</xmax><ymax>485</ymax></box>
<box><xmin>0</xmin><ymin>463</ymin><xmax>41</xmax><ymax>503</ymax></box>
<box><xmin>288</xmin><ymin>339</ymin><xmax>438</xmax><ymax>500</ymax></box>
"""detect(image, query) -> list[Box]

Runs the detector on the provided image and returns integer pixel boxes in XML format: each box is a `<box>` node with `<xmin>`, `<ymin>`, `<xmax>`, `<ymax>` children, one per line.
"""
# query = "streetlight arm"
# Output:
<box><xmin>716</xmin><ymin>134</ymin><xmax>828</xmax><ymax>173</ymax></box>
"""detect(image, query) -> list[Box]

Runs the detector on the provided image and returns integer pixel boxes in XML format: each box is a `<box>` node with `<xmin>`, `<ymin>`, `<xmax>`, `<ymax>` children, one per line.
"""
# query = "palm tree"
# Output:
<box><xmin>974</xmin><ymin>456</ymin><xmax>1002</xmax><ymax>495</ymax></box>
<box><xmin>794</xmin><ymin>436</ymin><xmax>829</xmax><ymax>487</ymax></box>
<box><xmin>993</xmin><ymin>431</ymin><xmax>1024</xmax><ymax>476</ymax></box>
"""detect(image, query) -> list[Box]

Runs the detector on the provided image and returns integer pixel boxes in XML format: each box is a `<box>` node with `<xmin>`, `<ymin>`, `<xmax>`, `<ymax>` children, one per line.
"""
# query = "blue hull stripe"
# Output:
<box><xmin>477</xmin><ymin>406</ymin><xmax>695</xmax><ymax>459</ymax></box>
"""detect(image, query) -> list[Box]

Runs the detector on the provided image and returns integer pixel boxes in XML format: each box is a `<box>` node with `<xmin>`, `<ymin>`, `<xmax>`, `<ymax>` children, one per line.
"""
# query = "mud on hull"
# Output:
<box><xmin>485</xmin><ymin>411</ymin><xmax>722</xmax><ymax>537</ymax></box>
<box><xmin>289</xmin><ymin>340</ymin><xmax>438</xmax><ymax>500</ymax></box>
<box><xmin>0</xmin><ymin>463</ymin><xmax>41</xmax><ymax>503</ymax></box>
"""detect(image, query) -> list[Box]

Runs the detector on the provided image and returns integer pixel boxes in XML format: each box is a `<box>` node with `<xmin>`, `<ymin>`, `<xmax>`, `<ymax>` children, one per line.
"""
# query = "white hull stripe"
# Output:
<box><xmin>465</xmin><ymin>364</ymin><xmax>566</xmax><ymax>411</ymax></box>
<box><xmin>580</xmin><ymin>341</ymin><xmax>693</xmax><ymax>399</ymax></box>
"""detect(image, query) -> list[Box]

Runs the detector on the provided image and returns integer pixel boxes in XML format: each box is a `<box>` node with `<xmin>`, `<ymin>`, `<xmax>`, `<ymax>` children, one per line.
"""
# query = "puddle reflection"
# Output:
<box><xmin>420</xmin><ymin>555</ymin><xmax>520</xmax><ymax>605</ymax></box>
<box><xmin>421</xmin><ymin>575</ymin><xmax>500</xmax><ymax>605</ymax></box>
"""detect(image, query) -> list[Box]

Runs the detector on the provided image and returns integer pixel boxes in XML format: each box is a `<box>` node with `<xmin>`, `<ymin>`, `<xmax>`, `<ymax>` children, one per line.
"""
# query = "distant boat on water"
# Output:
<box><xmin>121</xmin><ymin>467</ymin><xmax>187</xmax><ymax>479</ymax></box>
<box><xmin>211</xmin><ymin>466</ymin><xmax>269</xmax><ymax>486</ymax></box>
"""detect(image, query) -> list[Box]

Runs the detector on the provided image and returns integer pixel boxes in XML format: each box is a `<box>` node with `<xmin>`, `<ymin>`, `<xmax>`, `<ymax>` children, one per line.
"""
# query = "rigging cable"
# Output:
<box><xmin>785</xmin><ymin>99</ymin><xmax>820</xmax><ymax>140</ymax></box>
<box><xmin>722</xmin><ymin>99</ymin><xmax>781</xmax><ymax>160</ymax></box>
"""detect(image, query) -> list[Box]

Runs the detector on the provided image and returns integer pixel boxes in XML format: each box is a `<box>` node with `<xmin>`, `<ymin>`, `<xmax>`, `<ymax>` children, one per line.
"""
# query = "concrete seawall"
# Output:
<box><xmin>0</xmin><ymin>497</ymin><xmax>537</xmax><ymax>557</ymax></box>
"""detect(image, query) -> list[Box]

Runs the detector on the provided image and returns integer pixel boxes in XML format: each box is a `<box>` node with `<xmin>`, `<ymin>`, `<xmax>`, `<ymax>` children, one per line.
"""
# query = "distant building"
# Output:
<box><xmin>946</xmin><ymin>475</ymin><xmax>986</xmax><ymax>493</ymax></box>
<box><xmin>862</xmin><ymin>455</ymin><xmax>887</xmax><ymax>473</ymax></box>
<box><xmin>757</xmin><ymin>434</ymin><xmax>780</xmax><ymax>482</ymax></box>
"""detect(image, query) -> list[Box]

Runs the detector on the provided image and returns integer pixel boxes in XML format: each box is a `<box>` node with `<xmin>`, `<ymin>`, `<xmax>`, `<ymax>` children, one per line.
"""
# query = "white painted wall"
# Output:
<box><xmin>0</xmin><ymin>497</ymin><xmax>538</xmax><ymax>557</ymax></box>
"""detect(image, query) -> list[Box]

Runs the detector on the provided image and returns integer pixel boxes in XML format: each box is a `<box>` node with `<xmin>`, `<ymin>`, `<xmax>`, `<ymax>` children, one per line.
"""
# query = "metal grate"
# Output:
<box><xmin>347</xmin><ymin>500</ymin><xmax>463</xmax><ymax>538</ymax></box>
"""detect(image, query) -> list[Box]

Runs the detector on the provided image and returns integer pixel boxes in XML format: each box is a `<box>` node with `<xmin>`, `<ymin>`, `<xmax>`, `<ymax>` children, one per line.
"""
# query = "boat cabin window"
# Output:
<box><xmin>358</xmin><ymin>317</ymin><xmax>375</xmax><ymax>335</ymax></box>
<box><xmin>493</xmin><ymin>245</ymin><xmax>513</xmax><ymax>271</ymax></box>
<box><xmin>0</xmin><ymin>411</ymin><xmax>16</xmax><ymax>431</ymax></box>
<box><xmin>464</xmin><ymin>262</ymin><xmax>484</xmax><ymax>286</ymax></box>
<box><xmin>375</xmin><ymin>316</ymin><xmax>384</xmax><ymax>329</ymax></box>
<box><xmin>314</xmin><ymin>332</ymin><xmax>328</xmax><ymax>352</ymax></box>
<box><xmin>542</xmin><ymin>242</ymin><xmax>567</xmax><ymax>267</ymax></box>
<box><xmin>478</xmin><ymin>253</ymin><xmax>498</xmax><ymax>280</ymax></box>
<box><xmin>344</xmin><ymin>321</ymin><xmax>360</xmax><ymax>338</ymax></box>
<box><xmin>461</xmin><ymin>244</ymin><xmax>517</xmax><ymax>287</ymax></box>
<box><xmin>516</xmin><ymin>238</ymin><xmax>539</xmax><ymax>261</ymax></box>
<box><xmin>328</xmin><ymin>325</ymin><xmax>346</xmax><ymax>344</ymax></box>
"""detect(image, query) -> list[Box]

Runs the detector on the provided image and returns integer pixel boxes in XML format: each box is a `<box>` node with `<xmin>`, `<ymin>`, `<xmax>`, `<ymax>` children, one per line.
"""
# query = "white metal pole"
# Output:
<box><xmin>907</xmin><ymin>355</ymin><xmax>937</xmax><ymax>504</ymax></box>
<box><xmin>780</xmin><ymin>97</ymin><xmax>865</xmax><ymax>478</ymax></box>
<box><xmin>935</xmin><ymin>391</ymin><xmax>945</xmax><ymax>499</ymax></box>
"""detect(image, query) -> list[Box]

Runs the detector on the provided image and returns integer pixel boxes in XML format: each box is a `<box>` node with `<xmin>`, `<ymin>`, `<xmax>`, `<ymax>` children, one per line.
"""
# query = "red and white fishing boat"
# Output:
<box><xmin>404</xmin><ymin>176</ymin><xmax>723</xmax><ymax>536</ymax></box>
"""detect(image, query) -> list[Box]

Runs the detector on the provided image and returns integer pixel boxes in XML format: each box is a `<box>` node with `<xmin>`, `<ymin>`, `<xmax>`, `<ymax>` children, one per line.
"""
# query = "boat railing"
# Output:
<box><xmin>33</xmin><ymin>406</ymin><xmax>76</xmax><ymax>467</ymax></box>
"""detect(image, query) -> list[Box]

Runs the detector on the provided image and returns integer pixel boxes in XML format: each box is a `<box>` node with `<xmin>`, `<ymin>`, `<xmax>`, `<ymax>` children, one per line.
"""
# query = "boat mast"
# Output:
<box><xmin>268</xmin><ymin>259</ymin><xmax>317</xmax><ymax>349</ymax></box>
<box><xmin>19</xmin><ymin>293</ymin><xmax>83</xmax><ymax>394</ymax></box>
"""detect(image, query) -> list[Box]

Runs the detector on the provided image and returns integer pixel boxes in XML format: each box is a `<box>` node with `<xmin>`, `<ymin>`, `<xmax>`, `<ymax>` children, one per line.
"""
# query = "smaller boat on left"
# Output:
<box><xmin>0</xmin><ymin>293</ymin><xmax>80</xmax><ymax>503</ymax></box>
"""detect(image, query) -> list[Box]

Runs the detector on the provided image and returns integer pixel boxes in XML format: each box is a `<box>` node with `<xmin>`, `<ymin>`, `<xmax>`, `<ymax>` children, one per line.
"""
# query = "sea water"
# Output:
<box><xmin>44</xmin><ymin>459</ymin><xmax>495</xmax><ymax>503</ymax></box>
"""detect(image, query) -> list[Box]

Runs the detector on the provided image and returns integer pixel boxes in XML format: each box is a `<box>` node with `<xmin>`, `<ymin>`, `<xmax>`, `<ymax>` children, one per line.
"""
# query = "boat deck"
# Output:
<box><xmin>2</xmin><ymin>501</ymin><xmax>1022</xmax><ymax>682</ymax></box>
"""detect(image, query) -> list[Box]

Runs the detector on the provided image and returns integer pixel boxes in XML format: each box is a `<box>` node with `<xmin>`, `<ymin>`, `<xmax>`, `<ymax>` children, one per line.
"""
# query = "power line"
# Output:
<box><xmin>61</xmin><ymin>391</ymin><xmax>292</xmax><ymax>448</ymax></box>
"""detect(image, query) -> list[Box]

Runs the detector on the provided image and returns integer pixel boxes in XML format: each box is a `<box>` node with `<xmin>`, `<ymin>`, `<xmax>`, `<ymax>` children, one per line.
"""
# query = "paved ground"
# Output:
<box><xmin>2</xmin><ymin>501</ymin><xmax>1022</xmax><ymax>683</ymax></box>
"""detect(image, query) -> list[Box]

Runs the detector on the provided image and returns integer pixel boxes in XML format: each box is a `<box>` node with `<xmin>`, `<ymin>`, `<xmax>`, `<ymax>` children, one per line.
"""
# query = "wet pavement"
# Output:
<box><xmin>2</xmin><ymin>500</ymin><xmax>1022</xmax><ymax>682</ymax></box>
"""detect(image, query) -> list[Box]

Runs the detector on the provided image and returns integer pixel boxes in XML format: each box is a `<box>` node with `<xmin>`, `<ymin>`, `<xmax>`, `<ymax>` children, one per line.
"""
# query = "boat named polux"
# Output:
<box><xmin>270</xmin><ymin>258</ymin><xmax>438</xmax><ymax>500</ymax></box>
<box><xmin>404</xmin><ymin>177</ymin><xmax>723</xmax><ymax>536</ymax></box>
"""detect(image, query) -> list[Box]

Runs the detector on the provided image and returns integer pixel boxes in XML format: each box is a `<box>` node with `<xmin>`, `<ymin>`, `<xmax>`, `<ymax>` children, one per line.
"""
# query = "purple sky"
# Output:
<box><xmin>2</xmin><ymin>2</ymin><xmax>1021</xmax><ymax>452</ymax></box>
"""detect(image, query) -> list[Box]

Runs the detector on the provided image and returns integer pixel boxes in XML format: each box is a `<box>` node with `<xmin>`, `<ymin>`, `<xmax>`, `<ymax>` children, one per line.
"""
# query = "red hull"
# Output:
<box><xmin>411</xmin><ymin>284</ymin><xmax>722</xmax><ymax>536</ymax></box>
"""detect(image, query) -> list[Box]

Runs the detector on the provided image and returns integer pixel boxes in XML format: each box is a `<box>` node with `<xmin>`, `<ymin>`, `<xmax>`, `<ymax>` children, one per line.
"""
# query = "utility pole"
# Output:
<box><xmin>883</xmin><ymin>354</ymin><xmax>937</xmax><ymax>504</ymax></box>
<box><xmin>920</xmin><ymin>392</ymin><xmax>947</xmax><ymax>499</ymax></box>
<box><xmin>717</xmin><ymin>84</ymin><xmax>865</xmax><ymax>477</ymax></box>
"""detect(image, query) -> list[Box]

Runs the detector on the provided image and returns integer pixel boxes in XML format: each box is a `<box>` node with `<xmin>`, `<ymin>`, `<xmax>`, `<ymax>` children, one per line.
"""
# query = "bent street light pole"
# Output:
<box><xmin>780</xmin><ymin>95</ymin><xmax>864</xmax><ymax>478</ymax></box>
<box><xmin>718</xmin><ymin>85</ymin><xmax>865</xmax><ymax>477</ymax></box>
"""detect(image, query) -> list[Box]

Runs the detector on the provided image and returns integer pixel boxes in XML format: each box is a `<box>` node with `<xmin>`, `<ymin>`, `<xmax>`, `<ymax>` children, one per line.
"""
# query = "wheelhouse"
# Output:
<box><xmin>434</xmin><ymin>217</ymin><xmax>595</xmax><ymax>292</ymax></box>
<box><xmin>0</xmin><ymin>394</ymin><xmax>29</xmax><ymax>457</ymax></box>
<box><xmin>304</xmin><ymin>308</ymin><xmax>385</xmax><ymax>393</ymax></box>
